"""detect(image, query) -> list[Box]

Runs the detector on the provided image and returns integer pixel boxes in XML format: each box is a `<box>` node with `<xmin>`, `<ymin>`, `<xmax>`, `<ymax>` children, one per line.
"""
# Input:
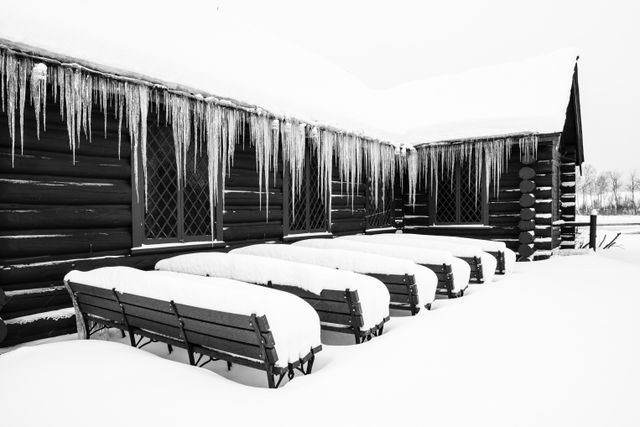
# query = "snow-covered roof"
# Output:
<box><xmin>0</xmin><ymin>1</ymin><xmax>578</xmax><ymax>146</ymax></box>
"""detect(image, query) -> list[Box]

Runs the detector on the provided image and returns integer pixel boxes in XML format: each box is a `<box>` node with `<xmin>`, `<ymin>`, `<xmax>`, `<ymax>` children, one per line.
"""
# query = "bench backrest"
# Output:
<box><xmin>265</xmin><ymin>282</ymin><xmax>364</xmax><ymax>330</ymax></box>
<box><xmin>67</xmin><ymin>281</ymin><xmax>278</xmax><ymax>365</ymax></box>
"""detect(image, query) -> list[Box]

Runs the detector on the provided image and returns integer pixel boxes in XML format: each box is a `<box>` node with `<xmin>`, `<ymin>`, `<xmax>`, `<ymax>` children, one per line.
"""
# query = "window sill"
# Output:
<box><xmin>131</xmin><ymin>240</ymin><xmax>226</xmax><ymax>256</ymax></box>
<box><xmin>282</xmin><ymin>231</ymin><xmax>333</xmax><ymax>242</ymax></box>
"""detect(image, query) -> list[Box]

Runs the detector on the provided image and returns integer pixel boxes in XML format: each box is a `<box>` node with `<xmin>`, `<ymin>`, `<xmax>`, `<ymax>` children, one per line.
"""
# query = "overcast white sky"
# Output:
<box><xmin>218</xmin><ymin>0</ymin><xmax>639</xmax><ymax>174</ymax></box>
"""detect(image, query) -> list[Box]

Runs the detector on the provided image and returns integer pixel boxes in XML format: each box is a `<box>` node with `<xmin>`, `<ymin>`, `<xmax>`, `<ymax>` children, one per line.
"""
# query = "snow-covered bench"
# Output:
<box><xmin>155</xmin><ymin>253</ymin><xmax>390</xmax><ymax>344</ymax></box>
<box><xmin>64</xmin><ymin>267</ymin><xmax>322</xmax><ymax>388</ymax></box>
<box><xmin>293</xmin><ymin>239</ymin><xmax>471</xmax><ymax>298</ymax></box>
<box><xmin>231</xmin><ymin>243</ymin><xmax>438</xmax><ymax>314</ymax></box>
<box><xmin>351</xmin><ymin>234</ymin><xmax>497</xmax><ymax>284</ymax></box>
<box><xmin>395</xmin><ymin>233</ymin><xmax>516</xmax><ymax>274</ymax></box>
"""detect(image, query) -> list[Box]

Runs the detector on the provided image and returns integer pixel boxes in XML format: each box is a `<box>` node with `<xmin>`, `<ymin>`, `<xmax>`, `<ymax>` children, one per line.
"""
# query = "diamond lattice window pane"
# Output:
<box><xmin>366</xmin><ymin>180</ymin><xmax>394</xmax><ymax>229</ymax></box>
<box><xmin>144</xmin><ymin>124</ymin><xmax>179</xmax><ymax>240</ymax></box>
<box><xmin>436</xmin><ymin>171</ymin><xmax>457</xmax><ymax>224</ymax></box>
<box><xmin>288</xmin><ymin>150</ymin><xmax>327</xmax><ymax>233</ymax></box>
<box><xmin>459</xmin><ymin>160</ymin><xmax>482</xmax><ymax>223</ymax></box>
<box><xmin>183</xmin><ymin>146</ymin><xmax>212</xmax><ymax>237</ymax></box>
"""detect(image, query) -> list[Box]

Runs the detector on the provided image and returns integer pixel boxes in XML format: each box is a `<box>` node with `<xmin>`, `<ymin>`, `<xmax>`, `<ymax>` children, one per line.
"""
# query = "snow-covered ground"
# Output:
<box><xmin>2</xmin><ymin>238</ymin><xmax>640</xmax><ymax>427</ymax></box>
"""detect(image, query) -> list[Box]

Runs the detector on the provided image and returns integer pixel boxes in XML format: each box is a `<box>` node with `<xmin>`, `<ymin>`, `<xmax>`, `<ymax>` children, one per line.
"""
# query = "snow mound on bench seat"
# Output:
<box><xmin>64</xmin><ymin>267</ymin><xmax>321</xmax><ymax>368</ymax></box>
<box><xmin>231</xmin><ymin>244</ymin><xmax>437</xmax><ymax>305</ymax></box>
<box><xmin>356</xmin><ymin>235</ymin><xmax>498</xmax><ymax>283</ymax></box>
<box><xmin>155</xmin><ymin>253</ymin><xmax>390</xmax><ymax>331</ymax></box>
<box><xmin>293</xmin><ymin>239</ymin><xmax>471</xmax><ymax>292</ymax></box>
<box><xmin>397</xmin><ymin>233</ymin><xmax>516</xmax><ymax>273</ymax></box>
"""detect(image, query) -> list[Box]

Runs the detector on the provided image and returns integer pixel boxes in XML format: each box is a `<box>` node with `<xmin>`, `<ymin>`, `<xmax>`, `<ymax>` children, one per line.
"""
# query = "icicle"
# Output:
<box><xmin>406</xmin><ymin>148</ymin><xmax>418</xmax><ymax>207</ymax></box>
<box><xmin>4</xmin><ymin>53</ymin><xmax>18</xmax><ymax>166</ymax></box>
<box><xmin>414</xmin><ymin>134</ymin><xmax>540</xmax><ymax>207</ymax></box>
<box><xmin>248</xmin><ymin>113</ymin><xmax>279</xmax><ymax>217</ymax></box>
<box><xmin>205</xmin><ymin>102</ymin><xmax>222</xmax><ymax>238</ymax></box>
<box><xmin>17</xmin><ymin>58</ymin><xmax>27</xmax><ymax>156</ymax></box>
<box><xmin>30</xmin><ymin>63</ymin><xmax>47</xmax><ymax>140</ymax></box>
<box><xmin>312</xmin><ymin>129</ymin><xmax>334</xmax><ymax>207</ymax></box>
<box><xmin>281</xmin><ymin>120</ymin><xmax>306</xmax><ymax>219</ymax></box>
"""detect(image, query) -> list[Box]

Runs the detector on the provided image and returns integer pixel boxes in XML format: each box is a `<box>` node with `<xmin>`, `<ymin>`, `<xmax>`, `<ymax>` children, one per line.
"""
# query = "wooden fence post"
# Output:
<box><xmin>589</xmin><ymin>210</ymin><xmax>598</xmax><ymax>251</ymax></box>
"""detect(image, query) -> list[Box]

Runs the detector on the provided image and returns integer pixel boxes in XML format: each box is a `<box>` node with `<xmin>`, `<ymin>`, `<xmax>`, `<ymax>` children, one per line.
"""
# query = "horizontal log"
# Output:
<box><xmin>0</xmin><ymin>174</ymin><xmax>131</xmax><ymax>205</ymax></box>
<box><xmin>331</xmin><ymin>209</ymin><xmax>367</xmax><ymax>221</ymax></box>
<box><xmin>223</xmin><ymin>222</ymin><xmax>283</xmax><ymax>242</ymax></box>
<box><xmin>0</xmin><ymin>150</ymin><xmax>131</xmax><ymax>180</ymax></box>
<box><xmin>1</xmin><ymin>287</ymin><xmax>71</xmax><ymax>319</ymax></box>
<box><xmin>223</xmin><ymin>208</ymin><xmax>283</xmax><ymax>224</ymax></box>
<box><xmin>488</xmin><ymin>216</ymin><xmax>519</xmax><ymax>227</ymax></box>
<box><xmin>518</xmin><ymin>244</ymin><xmax>535</xmax><ymax>258</ymax></box>
<box><xmin>0</xmin><ymin>311</ymin><xmax>77</xmax><ymax>347</ymax></box>
<box><xmin>404</xmin><ymin>226</ymin><xmax>519</xmax><ymax>239</ymax></box>
<box><xmin>224</xmin><ymin>191</ymin><xmax>283</xmax><ymax>208</ymax></box>
<box><xmin>0</xmin><ymin>228</ymin><xmax>132</xmax><ymax>258</ymax></box>
<box><xmin>518</xmin><ymin>220</ymin><xmax>535</xmax><ymax>231</ymax></box>
<box><xmin>332</xmin><ymin>181</ymin><xmax>366</xmax><ymax>195</ymax></box>
<box><xmin>225</xmin><ymin>171</ymin><xmax>282</xmax><ymax>189</ymax></box>
<box><xmin>519</xmin><ymin>231</ymin><xmax>535</xmax><ymax>244</ymax></box>
<box><xmin>331</xmin><ymin>219</ymin><xmax>364</xmax><ymax>234</ymax></box>
<box><xmin>0</xmin><ymin>248</ymin><xmax>229</xmax><ymax>287</ymax></box>
<box><xmin>0</xmin><ymin>110</ymin><xmax>130</xmax><ymax>159</ymax></box>
<box><xmin>403</xmin><ymin>204</ymin><xmax>428</xmax><ymax>215</ymax></box>
<box><xmin>520</xmin><ymin>207</ymin><xmax>536</xmax><ymax>220</ymax></box>
<box><xmin>520</xmin><ymin>194</ymin><xmax>536</xmax><ymax>207</ymax></box>
<box><xmin>489</xmin><ymin>201</ymin><xmax>521</xmax><ymax>214</ymax></box>
<box><xmin>403</xmin><ymin>216</ymin><xmax>429</xmax><ymax>227</ymax></box>
<box><xmin>332</xmin><ymin>195</ymin><xmax>366</xmax><ymax>209</ymax></box>
<box><xmin>519</xmin><ymin>167</ymin><xmax>536</xmax><ymax>180</ymax></box>
<box><xmin>0</xmin><ymin>204</ymin><xmax>131</xmax><ymax>230</ymax></box>
<box><xmin>520</xmin><ymin>180</ymin><xmax>536</xmax><ymax>193</ymax></box>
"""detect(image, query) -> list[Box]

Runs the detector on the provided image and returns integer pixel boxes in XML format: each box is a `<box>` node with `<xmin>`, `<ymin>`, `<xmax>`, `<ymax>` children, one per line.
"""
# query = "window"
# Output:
<box><xmin>284</xmin><ymin>149</ymin><xmax>329</xmax><ymax>235</ymax></box>
<box><xmin>133</xmin><ymin>123</ymin><xmax>217</xmax><ymax>246</ymax></box>
<box><xmin>432</xmin><ymin>160</ymin><xmax>485</xmax><ymax>224</ymax></box>
<box><xmin>365</xmin><ymin>179</ymin><xmax>395</xmax><ymax>229</ymax></box>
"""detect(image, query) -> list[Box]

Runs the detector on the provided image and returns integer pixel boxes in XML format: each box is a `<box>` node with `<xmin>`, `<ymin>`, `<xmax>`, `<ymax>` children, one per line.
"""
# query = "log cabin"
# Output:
<box><xmin>0</xmin><ymin>34</ymin><xmax>582</xmax><ymax>347</ymax></box>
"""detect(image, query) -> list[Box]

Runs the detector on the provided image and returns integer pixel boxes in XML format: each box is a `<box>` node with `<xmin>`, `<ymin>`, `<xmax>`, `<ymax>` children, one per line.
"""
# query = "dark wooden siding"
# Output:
<box><xmin>401</xmin><ymin>134</ymin><xmax>564</xmax><ymax>260</ymax></box>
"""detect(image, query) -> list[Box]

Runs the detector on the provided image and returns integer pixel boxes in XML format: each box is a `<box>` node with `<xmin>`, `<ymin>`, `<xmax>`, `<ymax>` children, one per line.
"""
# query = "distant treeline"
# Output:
<box><xmin>576</xmin><ymin>165</ymin><xmax>639</xmax><ymax>215</ymax></box>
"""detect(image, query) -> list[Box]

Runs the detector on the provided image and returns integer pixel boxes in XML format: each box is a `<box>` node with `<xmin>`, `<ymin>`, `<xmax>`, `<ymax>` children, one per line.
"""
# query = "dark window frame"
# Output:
<box><xmin>365</xmin><ymin>177</ymin><xmax>396</xmax><ymax>230</ymax></box>
<box><xmin>429</xmin><ymin>164</ymin><xmax>488</xmax><ymax>226</ymax></box>
<box><xmin>282</xmin><ymin>147</ymin><xmax>331</xmax><ymax>236</ymax></box>
<box><xmin>131</xmin><ymin>123</ymin><xmax>223</xmax><ymax>248</ymax></box>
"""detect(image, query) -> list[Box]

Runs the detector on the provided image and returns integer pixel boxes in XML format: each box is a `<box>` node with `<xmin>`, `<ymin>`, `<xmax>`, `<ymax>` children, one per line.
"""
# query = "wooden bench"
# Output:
<box><xmin>460</xmin><ymin>256</ymin><xmax>485</xmax><ymax>283</ymax></box>
<box><xmin>488</xmin><ymin>251</ymin><xmax>506</xmax><ymax>274</ymax></box>
<box><xmin>66</xmin><ymin>281</ymin><xmax>321</xmax><ymax>388</ymax></box>
<box><xmin>365</xmin><ymin>273</ymin><xmax>422</xmax><ymax>314</ymax></box>
<box><xmin>420</xmin><ymin>263</ymin><xmax>465</xmax><ymax>298</ymax></box>
<box><xmin>262</xmin><ymin>280</ymin><xmax>388</xmax><ymax>344</ymax></box>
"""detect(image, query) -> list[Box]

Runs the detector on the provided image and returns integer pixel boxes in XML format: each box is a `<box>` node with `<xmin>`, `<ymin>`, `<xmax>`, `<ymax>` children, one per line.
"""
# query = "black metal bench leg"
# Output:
<box><xmin>167</xmin><ymin>344</ymin><xmax>173</xmax><ymax>354</ymax></box>
<box><xmin>227</xmin><ymin>361</ymin><xmax>232</xmax><ymax>371</ymax></box>
<box><xmin>306</xmin><ymin>355</ymin><xmax>315</xmax><ymax>375</ymax></box>
<box><xmin>267</xmin><ymin>373</ymin><xmax>276</xmax><ymax>389</ymax></box>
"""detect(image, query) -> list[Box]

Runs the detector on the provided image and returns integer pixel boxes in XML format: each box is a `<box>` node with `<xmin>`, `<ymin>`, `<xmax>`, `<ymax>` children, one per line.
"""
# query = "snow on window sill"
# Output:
<box><xmin>365</xmin><ymin>226</ymin><xmax>397</xmax><ymax>233</ymax></box>
<box><xmin>283</xmin><ymin>231</ymin><xmax>332</xmax><ymax>241</ymax></box>
<box><xmin>131</xmin><ymin>240</ymin><xmax>226</xmax><ymax>255</ymax></box>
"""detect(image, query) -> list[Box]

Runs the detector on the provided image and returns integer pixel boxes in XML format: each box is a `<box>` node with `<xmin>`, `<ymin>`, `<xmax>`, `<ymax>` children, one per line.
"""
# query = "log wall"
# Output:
<box><xmin>401</xmin><ymin>133</ymin><xmax>575</xmax><ymax>260</ymax></box>
<box><xmin>0</xmin><ymin>89</ymin><xmax>395</xmax><ymax>346</ymax></box>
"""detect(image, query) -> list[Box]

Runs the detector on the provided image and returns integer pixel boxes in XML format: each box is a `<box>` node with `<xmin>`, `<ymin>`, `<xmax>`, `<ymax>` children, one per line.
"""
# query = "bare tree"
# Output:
<box><xmin>595</xmin><ymin>173</ymin><xmax>610</xmax><ymax>211</ymax></box>
<box><xmin>580</xmin><ymin>164</ymin><xmax>597</xmax><ymax>212</ymax></box>
<box><xmin>607</xmin><ymin>170</ymin><xmax>623</xmax><ymax>213</ymax></box>
<box><xmin>629</xmin><ymin>170</ymin><xmax>639</xmax><ymax>214</ymax></box>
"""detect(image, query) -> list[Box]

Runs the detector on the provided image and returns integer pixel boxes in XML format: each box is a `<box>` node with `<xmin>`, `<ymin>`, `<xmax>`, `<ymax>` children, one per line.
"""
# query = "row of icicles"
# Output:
<box><xmin>402</xmin><ymin>134</ymin><xmax>539</xmax><ymax>207</ymax></box>
<box><xmin>0</xmin><ymin>48</ymin><xmax>400</xmax><ymax>233</ymax></box>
